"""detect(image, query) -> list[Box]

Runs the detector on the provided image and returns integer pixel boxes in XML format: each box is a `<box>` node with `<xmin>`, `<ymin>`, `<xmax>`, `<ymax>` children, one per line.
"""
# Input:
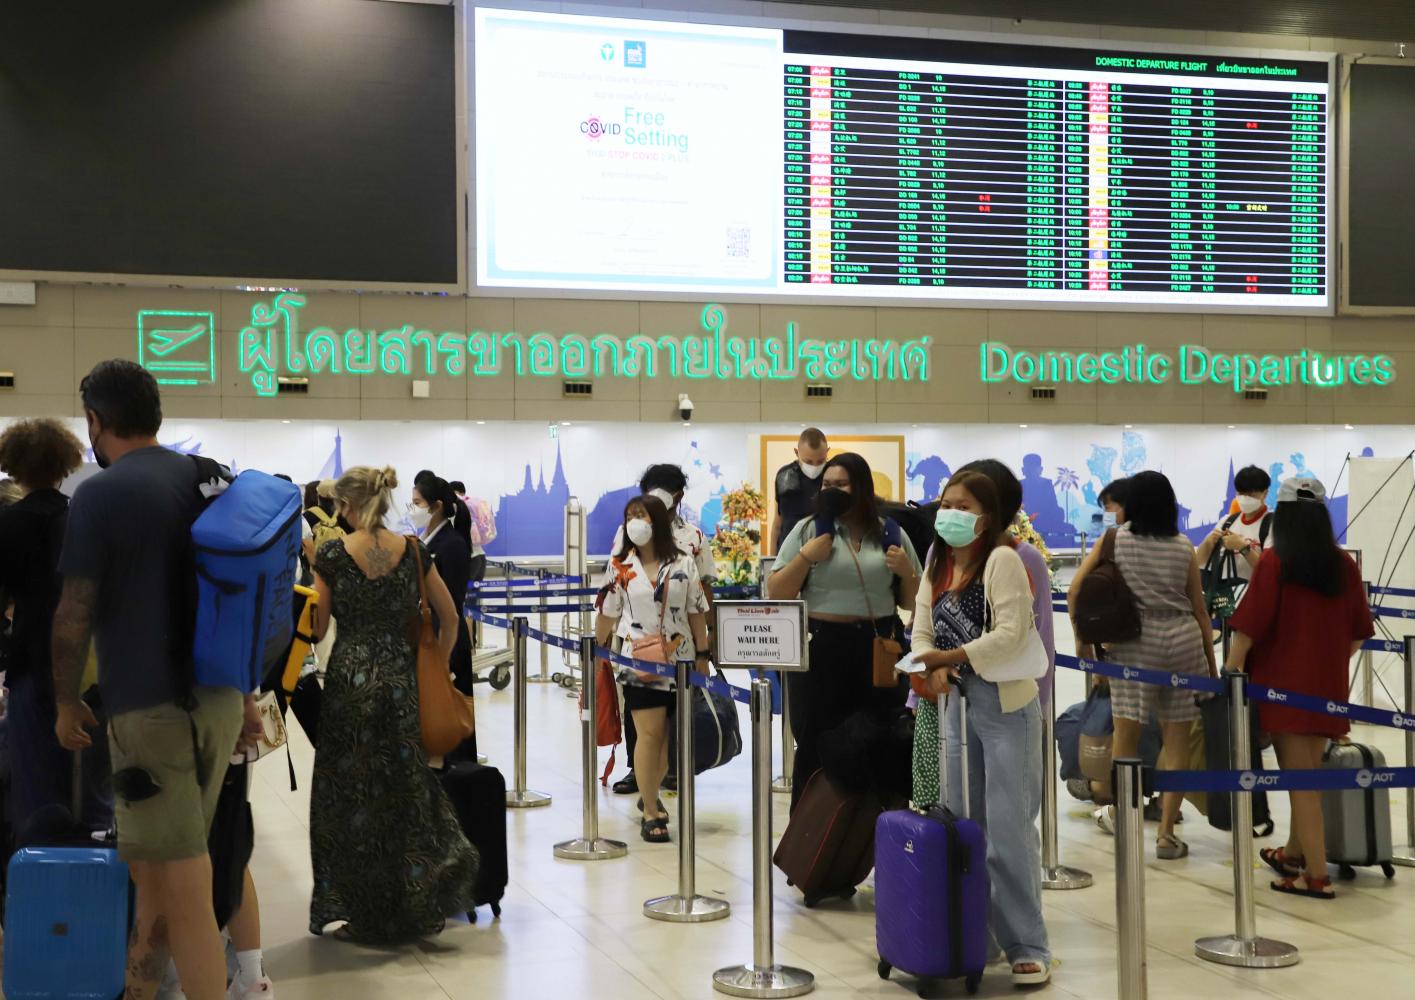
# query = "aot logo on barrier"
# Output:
<box><xmin>1327</xmin><ymin>700</ymin><xmax>1349</xmax><ymax>716</ymax></box>
<box><xmin>1239</xmin><ymin>771</ymin><xmax>1279</xmax><ymax>790</ymax></box>
<box><xmin>1267</xmin><ymin>688</ymin><xmax>1288</xmax><ymax>703</ymax></box>
<box><xmin>980</xmin><ymin>342</ymin><xmax>1395</xmax><ymax>393</ymax></box>
<box><xmin>141</xmin><ymin>296</ymin><xmax>931</xmax><ymax>397</ymax></box>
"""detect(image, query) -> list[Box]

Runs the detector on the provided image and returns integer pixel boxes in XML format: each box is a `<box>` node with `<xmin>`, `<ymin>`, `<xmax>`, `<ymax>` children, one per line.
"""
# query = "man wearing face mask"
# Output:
<box><xmin>606</xmin><ymin>464</ymin><xmax>717</xmax><ymax>797</ymax></box>
<box><xmin>1196</xmin><ymin>465</ymin><xmax>1273</xmax><ymax>582</ymax></box>
<box><xmin>53</xmin><ymin>360</ymin><xmax>254</xmax><ymax>1000</ymax></box>
<box><xmin>770</xmin><ymin>427</ymin><xmax>829</xmax><ymax>555</ymax></box>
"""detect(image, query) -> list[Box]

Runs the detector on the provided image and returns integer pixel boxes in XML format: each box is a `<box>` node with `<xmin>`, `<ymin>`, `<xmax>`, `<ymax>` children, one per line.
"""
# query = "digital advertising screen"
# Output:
<box><xmin>473</xmin><ymin>8</ymin><xmax>1333</xmax><ymax>312</ymax></box>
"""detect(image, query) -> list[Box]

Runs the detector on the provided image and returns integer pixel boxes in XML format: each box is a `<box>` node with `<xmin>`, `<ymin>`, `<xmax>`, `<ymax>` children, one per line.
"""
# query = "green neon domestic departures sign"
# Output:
<box><xmin>135</xmin><ymin>295</ymin><xmax>933</xmax><ymax>396</ymax></box>
<box><xmin>980</xmin><ymin>342</ymin><xmax>1396</xmax><ymax>392</ymax></box>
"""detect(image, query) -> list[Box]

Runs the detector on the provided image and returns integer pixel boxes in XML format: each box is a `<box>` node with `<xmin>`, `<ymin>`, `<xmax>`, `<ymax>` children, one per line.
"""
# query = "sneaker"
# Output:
<box><xmin>228</xmin><ymin>973</ymin><xmax>276</xmax><ymax>999</ymax></box>
<box><xmin>1094</xmin><ymin>806</ymin><xmax>1115</xmax><ymax>836</ymax></box>
<box><xmin>611</xmin><ymin>772</ymin><xmax>638</xmax><ymax>795</ymax></box>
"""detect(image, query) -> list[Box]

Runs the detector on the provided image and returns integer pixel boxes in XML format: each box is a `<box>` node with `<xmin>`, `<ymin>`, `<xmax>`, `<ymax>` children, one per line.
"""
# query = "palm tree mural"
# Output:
<box><xmin>1056</xmin><ymin>466</ymin><xmax>1080</xmax><ymax>522</ymax></box>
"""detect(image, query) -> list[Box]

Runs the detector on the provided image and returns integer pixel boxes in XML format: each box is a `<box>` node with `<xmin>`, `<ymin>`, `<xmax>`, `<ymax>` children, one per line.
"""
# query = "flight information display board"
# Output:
<box><xmin>474</xmin><ymin>9</ymin><xmax>1332</xmax><ymax>312</ymax></box>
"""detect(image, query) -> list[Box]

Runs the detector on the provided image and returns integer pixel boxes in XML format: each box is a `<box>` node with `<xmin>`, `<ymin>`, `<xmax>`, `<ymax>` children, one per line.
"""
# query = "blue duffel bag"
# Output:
<box><xmin>192</xmin><ymin>471</ymin><xmax>302</xmax><ymax>693</ymax></box>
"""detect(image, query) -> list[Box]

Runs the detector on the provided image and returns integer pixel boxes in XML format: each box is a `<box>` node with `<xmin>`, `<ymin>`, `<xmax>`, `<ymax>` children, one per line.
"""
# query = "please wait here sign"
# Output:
<box><xmin>714</xmin><ymin>601</ymin><xmax>807</xmax><ymax>671</ymax></box>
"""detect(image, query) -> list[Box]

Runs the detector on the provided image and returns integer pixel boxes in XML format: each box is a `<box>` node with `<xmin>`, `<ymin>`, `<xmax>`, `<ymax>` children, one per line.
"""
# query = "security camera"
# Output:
<box><xmin>677</xmin><ymin>393</ymin><xmax>695</xmax><ymax>422</ymax></box>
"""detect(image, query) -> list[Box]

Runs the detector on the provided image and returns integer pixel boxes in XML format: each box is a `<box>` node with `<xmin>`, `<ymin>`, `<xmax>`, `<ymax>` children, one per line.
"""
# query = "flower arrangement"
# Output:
<box><xmin>1010</xmin><ymin>510</ymin><xmax>1058</xmax><ymax>590</ymax></box>
<box><xmin>711</xmin><ymin>483</ymin><xmax>766</xmax><ymax>586</ymax></box>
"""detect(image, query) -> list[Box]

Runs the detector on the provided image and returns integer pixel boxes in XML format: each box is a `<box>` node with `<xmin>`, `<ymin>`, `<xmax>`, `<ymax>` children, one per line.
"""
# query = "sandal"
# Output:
<box><xmin>640</xmin><ymin>817</ymin><xmax>670</xmax><ymax>843</ymax></box>
<box><xmin>1095</xmin><ymin>806</ymin><xmax>1115</xmax><ymax>836</ymax></box>
<box><xmin>1260</xmin><ymin>846</ymin><xmax>1304</xmax><ymax>878</ymax></box>
<box><xmin>636</xmin><ymin>796</ymin><xmax>667</xmax><ymax>816</ymax></box>
<box><xmin>1271</xmin><ymin>872</ymin><xmax>1335</xmax><ymax>899</ymax></box>
<box><xmin>1156</xmin><ymin>833</ymin><xmax>1189</xmax><ymax>860</ymax></box>
<box><xmin>1011</xmin><ymin>960</ymin><xmax>1051</xmax><ymax>986</ymax></box>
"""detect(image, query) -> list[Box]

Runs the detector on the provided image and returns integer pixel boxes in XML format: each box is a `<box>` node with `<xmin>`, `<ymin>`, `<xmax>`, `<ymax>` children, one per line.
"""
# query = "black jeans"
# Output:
<box><xmin>789</xmin><ymin>617</ymin><xmax>905</xmax><ymax>813</ymax></box>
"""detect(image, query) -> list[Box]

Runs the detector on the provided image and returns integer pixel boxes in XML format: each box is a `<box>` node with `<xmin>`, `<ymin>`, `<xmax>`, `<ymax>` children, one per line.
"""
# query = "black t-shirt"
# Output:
<box><xmin>0</xmin><ymin>489</ymin><xmax>68</xmax><ymax>686</ymax></box>
<box><xmin>59</xmin><ymin>447</ymin><xmax>209</xmax><ymax>715</ymax></box>
<box><xmin>775</xmin><ymin>460</ymin><xmax>822</xmax><ymax>550</ymax></box>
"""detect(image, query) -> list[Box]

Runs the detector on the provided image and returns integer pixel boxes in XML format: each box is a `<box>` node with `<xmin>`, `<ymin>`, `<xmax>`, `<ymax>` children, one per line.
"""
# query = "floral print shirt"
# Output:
<box><xmin>595</xmin><ymin>550</ymin><xmax>708</xmax><ymax>688</ymax></box>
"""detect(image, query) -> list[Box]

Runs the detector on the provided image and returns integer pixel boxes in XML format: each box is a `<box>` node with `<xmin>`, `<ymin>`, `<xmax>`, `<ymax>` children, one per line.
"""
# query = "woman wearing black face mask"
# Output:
<box><xmin>767</xmin><ymin>453</ymin><xmax>922</xmax><ymax>812</ymax></box>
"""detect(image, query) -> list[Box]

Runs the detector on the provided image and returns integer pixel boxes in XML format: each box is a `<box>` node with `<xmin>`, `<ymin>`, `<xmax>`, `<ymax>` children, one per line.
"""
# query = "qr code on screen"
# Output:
<box><xmin>726</xmin><ymin>226</ymin><xmax>751</xmax><ymax>258</ymax></box>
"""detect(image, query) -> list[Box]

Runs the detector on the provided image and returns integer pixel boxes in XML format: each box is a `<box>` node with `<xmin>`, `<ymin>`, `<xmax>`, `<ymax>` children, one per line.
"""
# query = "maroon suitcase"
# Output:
<box><xmin>772</xmin><ymin>769</ymin><xmax>880</xmax><ymax>907</ymax></box>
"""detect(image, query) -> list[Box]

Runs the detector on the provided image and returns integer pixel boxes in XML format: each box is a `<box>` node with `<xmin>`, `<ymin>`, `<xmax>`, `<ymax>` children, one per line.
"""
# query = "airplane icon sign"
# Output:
<box><xmin>138</xmin><ymin>310</ymin><xmax>216</xmax><ymax>385</ymax></box>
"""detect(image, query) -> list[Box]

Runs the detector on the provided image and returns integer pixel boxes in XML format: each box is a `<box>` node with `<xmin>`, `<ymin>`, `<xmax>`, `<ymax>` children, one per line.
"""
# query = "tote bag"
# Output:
<box><xmin>408</xmin><ymin>538</ymin><xmax>476</xmax><ymax>756</ymax></box>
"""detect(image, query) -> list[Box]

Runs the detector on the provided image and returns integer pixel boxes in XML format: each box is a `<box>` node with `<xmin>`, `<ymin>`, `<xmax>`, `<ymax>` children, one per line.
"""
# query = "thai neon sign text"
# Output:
<box><xmin>227</xmin><ymin>295</ymin><xmax>929</xmax><ymax>396</ymax></box>
<box><xmin>980</xmin><ymin>342</ymin><xmax>1395</xmax><ymax>392</ymax></box>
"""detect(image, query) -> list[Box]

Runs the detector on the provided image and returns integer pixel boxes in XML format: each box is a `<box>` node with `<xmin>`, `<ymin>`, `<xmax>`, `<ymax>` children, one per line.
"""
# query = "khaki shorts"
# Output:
<box><xmin>108</xmin><ymin>686</ymin><xmax>245</xmax><ymax>862</ymax></box>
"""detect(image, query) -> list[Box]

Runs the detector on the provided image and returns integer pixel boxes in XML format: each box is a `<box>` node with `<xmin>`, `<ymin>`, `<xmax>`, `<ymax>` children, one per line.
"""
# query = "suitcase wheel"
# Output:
<box><xmin>965</xmin><ymin>972</ymin><xmax>982</xmax><ymax>995</ymax></box>
<box><xmin>491</xmin><ymin>901</ymin><xmax>503</xmax><ymax>917</ymax></box>
<box><xmin>877</xmin><ymin>959</ymin><xmax>891</xmax><ymax>981</ymax></box>
<box><xmin>802</xmin><ymin>893</ymin><xmax>820</xmax><ymax>908</ymax></box>
<box><xmin>1339</xmin><ymin>864</ymin><xmax>1357</xmax><ymax>881</ymax></box>
<box><xmin>1382</xmin><ymin>863</ymin><xmax>1396</xmax><ymax>880</ymax></box>
<box><xmin>490</xmin><ymin>665</ymin><xmax>511</xmax><ymax>691</ymax></box>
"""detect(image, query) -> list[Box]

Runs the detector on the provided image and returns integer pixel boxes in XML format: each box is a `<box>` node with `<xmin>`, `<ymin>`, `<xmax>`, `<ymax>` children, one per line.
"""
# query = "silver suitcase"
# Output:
<box><xmin>1321</xmin><ymin>741</ymin><xmax>1396</xmax><ymax>880</ymax></box>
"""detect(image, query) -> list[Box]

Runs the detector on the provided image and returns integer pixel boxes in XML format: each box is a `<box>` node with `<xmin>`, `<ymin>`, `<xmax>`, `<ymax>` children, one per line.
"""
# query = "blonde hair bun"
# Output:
<box><xmin>334</xmin><ymin>465</ymin><xmax>399</xmax><ymax>531</ymax></box>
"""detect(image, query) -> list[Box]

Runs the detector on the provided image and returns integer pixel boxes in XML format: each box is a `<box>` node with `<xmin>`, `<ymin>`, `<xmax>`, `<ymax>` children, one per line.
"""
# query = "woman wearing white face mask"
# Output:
<box><xmin>411</xmin><ymin>476</ymin><xmax>476</xmax><ymax>758</ymax></box>
<box><xmin>910</xmin><ymin>469</ymin><xmax>1051</xmax><ymax>987</ymax></box>
<box><xmin>594</xmin><ymin>496</ymin><xmax>710</xmax><ymax>843</ymax></box>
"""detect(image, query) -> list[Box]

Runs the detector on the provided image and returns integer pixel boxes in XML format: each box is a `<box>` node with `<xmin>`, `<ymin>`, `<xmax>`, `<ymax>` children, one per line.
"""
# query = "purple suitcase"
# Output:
<box><xmin>875</xmin><ymin>691</ymin><xmax>989</xmax><ymax>996</ymax></box>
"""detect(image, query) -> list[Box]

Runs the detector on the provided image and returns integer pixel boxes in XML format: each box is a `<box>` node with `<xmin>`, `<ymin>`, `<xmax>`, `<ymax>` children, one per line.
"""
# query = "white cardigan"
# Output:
<box><xmin>911</xmin><ymin>544</ymin><xmax>1041</xmax><ymax>714</ymax></box>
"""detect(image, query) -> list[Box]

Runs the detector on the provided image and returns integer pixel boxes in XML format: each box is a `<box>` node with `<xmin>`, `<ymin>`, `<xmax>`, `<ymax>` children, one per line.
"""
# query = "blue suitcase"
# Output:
<box><xmin>876</xmin><ymin>691</ymin><xmax>989</xmax><ymax>996</ymax></box>
<box><xmin>3</xmin><ymin>845</ymin><xmax>130</xmax><ymax>999</ymax></box>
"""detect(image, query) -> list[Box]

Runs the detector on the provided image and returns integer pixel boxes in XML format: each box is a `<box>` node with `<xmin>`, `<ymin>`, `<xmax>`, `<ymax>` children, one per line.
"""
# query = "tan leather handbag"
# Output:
<box><xmin>408</xmin><ymin>537</ymin><xmax>476</xmax><ymax>756</ymax></box>
<box><xmin>846</xmin><ymin>540</ymin><xmax>903</xmax><ymax>688</ymax></box>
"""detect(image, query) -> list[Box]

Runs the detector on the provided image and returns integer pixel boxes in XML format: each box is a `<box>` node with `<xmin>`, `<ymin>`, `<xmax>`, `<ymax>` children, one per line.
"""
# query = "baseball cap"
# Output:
<box><xmin>1276</xmin><ymin>476</ymin><xmax>1327</xmax><ymax>505</ymax></box>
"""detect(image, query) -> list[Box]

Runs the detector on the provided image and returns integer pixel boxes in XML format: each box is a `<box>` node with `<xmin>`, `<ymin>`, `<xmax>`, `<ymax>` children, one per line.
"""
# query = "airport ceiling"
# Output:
<box><xmin>769</xmin><ymin>0</ymin><xmax>1415</xmax><ymax>45</ymax></box>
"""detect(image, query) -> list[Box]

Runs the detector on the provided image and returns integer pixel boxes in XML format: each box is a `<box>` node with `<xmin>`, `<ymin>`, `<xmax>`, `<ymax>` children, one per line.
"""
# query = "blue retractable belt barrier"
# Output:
<box><xmin>1372</xmin><ymin>606</ymin><xmax>1415</xmax><ymax>620</ymax></box>
<box><xmin>1055</xmin><ymin>653</ymin><xmax>1226</xmax><ymax>695</ymax></box>
<box><xmin>1054</xmin><ymin>653</ymin><xmax>1415</xmax><ymax>732</ymax></box>
<box><xmin>1369</xmin><ymin>584</ymin><xmax>1415</xmax><ymax>599</ymax></box>
<box><xmin>1362</xmin><ymin>638</ymin><xmax>1409</xmax><ymax>653</ymax></box>
<box><xmin>594</xmin><ymin>645</ymin><xmax>758</xmax><ymax>710</ymax></box>
<box><xmin>1150</xmin><ymin>766</ymin><xmax>1415</xmax><ymax>794</ymax></box>
<box><xmin>524</xmin><ymin>621</ymin><xmax>580</xmax><ymax>652</ymax></box>
<box><xmin>471</xmin><ymin>603</ymin><xmax>592</xmax><ymax>614</ymax></box>
<box><xmin>468</xmin><ymin>586</ymin><xmax>599</xmax><ymax>599</ymax></box>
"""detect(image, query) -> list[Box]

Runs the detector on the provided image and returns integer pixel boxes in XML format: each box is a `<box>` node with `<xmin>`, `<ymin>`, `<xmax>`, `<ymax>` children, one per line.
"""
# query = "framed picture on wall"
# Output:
<box><xmin>758</xmin><ymin>434</ymin><xmax>906</xmax><ymax>554</ymax></box>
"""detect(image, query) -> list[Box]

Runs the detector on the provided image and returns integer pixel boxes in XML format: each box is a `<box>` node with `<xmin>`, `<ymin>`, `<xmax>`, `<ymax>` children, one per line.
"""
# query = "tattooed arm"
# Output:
<box><xmin>52</xmin><ymin>577</ymin><xmax>99</xmax><ymax>749</ymax></box>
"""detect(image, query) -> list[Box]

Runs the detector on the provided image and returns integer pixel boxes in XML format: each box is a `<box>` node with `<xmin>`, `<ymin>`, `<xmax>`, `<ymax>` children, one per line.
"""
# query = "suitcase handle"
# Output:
<box><xmin>938</xmin><ymin>689</ymin><xmax>969</xmax><ymax>820</ymax></box>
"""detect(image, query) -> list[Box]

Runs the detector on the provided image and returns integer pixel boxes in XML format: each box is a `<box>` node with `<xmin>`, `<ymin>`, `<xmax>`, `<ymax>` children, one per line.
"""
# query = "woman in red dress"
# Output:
<box><xmin>1226</xmin><ymin>476</ymin><xmax>1374</xmax><ymax>900</ymax></box>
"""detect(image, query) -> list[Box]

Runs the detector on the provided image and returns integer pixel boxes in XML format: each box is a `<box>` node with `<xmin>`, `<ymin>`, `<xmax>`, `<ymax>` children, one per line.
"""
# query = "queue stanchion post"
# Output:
<box><xmin>555</xmin><ymin>638</ymin><xmax>628</xmax><ymax>861</ymax></box>
<box><xmin>645</xmin><ymin>660</ymin><xmax>731</xmax><ymax>923</ymax></box>
<box><xmin>713</xmin><ymin>675</ymin><xmax>814</xmax><ymax>998</ymax></box>
<box><xmin>506</xmin><ymin>616</ymin><xmax>552</xmax><ymax>809</ymax></box>
<box><xmin>771</xmin><ymin>674</ymin><xmax>794</xmax><ymax>794</ymax></box>
<box><xmin>1195</xmin><ymin>671</ymin><xmax>1298</xmax><ymax>968</ymax></box>
<box><xmin>1114</xmin><ymin>758</ymin><xmax>1148</xmax><ymax>1000</ymax></box>
<box><xmin>1395</xmin><ymin>636</ymin><xmax>1415</xmax><ymax>867</ymax></box>
<box><xmin>1041</xmin><ymin>688</ymin><xmax>1093</xmax><ymax>890</ymax></box>
<box><xmin>1361</xmin><ymin>580</ymin><xmax>1374</xmax><ymax>707</ymax></box>
<box><xmin>531</xmin><ymin>606</ymin><xmax>554</xmax><ymax>684</ymax></box>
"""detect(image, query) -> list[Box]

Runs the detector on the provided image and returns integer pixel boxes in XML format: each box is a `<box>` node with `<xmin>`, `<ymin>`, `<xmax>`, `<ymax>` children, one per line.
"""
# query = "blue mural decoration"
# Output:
<box><xmin>905</xmin><ymin>430</ymin><xmax>1362</xmax><ymax>552</ymax></box>
<box><xmin>484</xmin><ymin>442</ymin><xmax>572</xmax><ymax>558</ymax></box>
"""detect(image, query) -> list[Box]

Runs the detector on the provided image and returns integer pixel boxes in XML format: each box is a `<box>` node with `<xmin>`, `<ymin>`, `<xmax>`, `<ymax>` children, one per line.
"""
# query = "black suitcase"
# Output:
<box><xmin>1200</xmin><ymin>694</ymin><xmax>1273</xmax><ymax>837</ymax></box>
<box><xmin>440</xmin><ymin>762</ymin><xmax>508</xmax><ymax>920</ymax></box>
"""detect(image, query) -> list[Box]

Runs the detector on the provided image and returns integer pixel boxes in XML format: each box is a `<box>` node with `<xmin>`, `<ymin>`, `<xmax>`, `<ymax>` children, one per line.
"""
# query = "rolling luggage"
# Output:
<box><xmin>1322</xmin><ymin>740</ymin><xmax>1396</xmax><ymax>880</ymax></box>
<box><xmin>875</xmin><ymin>691</ymin><xmax>989</xmax><ymax>996</ymax></box>
<box><xmin>1200</xmin><ymin>693</ymin><xmax>1273</xmax><ymax>837</ymax></box>
<box><xmin>773</xmin><ymin>769</ymin><xmax>880</xmax><ymax>907</ymax></box>
<box><xmin>3</xmin><ymin>755</ymin><xmax>130</xmax><ymax>999</ymax></box>
<box><xmin>440</xmin><ymin>762</ymin><xmax>508</xmax><ymax>920</ymax></box>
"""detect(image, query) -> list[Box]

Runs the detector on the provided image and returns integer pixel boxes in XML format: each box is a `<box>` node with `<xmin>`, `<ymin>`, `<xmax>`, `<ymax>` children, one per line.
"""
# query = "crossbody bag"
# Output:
<box><xmin>845</xmin><ymin>538</ymin><xmax>903</xmax><ymax>688</ymax></box>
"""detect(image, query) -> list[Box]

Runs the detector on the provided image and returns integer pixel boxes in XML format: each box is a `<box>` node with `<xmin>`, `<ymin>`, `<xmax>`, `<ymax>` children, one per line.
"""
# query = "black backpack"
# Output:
<box><xmin>876</xmin><ymin>499</ymin><xmax>939</xmax><ymax>568</ymax></box>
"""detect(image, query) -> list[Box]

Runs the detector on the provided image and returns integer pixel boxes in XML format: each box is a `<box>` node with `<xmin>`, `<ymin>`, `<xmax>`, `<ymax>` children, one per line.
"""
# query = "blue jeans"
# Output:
<box><xmin>942</xmin><ymin>677</ymin><xmax>1050</xmax><ymax>966</ymax></box>
<box><xmin>6</xmin><ymin>671</ymin><xmax>113</xmax><ymax>842</ymax></box>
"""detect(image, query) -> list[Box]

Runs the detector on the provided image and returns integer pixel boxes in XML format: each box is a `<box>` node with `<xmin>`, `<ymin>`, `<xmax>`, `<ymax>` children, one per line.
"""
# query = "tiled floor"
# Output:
<box><xmin>9</xmin><ymin>631</ymin><xmax>1414</xmax><ymax>999</ymax></box>
<box><xmin>231</xmin><ymin>627</ymin><xmax>1415</xmax><ymax>1000</ymax></box>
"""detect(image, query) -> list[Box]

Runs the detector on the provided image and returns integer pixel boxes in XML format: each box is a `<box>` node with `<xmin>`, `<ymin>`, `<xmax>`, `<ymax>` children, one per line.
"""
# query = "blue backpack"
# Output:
<box><xmin>190</xmin><ymin>471</ymin><xmax>302</xmax><ymax>693</ymax></box>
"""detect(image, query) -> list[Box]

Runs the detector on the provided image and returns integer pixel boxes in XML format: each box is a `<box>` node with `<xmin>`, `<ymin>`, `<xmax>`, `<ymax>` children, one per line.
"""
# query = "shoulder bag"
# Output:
<box><xmin>408</xmin><ymin>537</ymin><xmax>477</xmax><ymax>756</ymax></box>
<box><xmin>1071</xmin><ymin>528</ymin><xmax>1142</xmax><ymax>645</ymax></box>
<box><xmin>628</xmin><ymin>560</ymin><xmax>680</xmax><ymax>685</ymax></box>
<box><xmin>845</xmin><ymin>540</ymin><xmax>903</xmax><ymax>688</ymax></box>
